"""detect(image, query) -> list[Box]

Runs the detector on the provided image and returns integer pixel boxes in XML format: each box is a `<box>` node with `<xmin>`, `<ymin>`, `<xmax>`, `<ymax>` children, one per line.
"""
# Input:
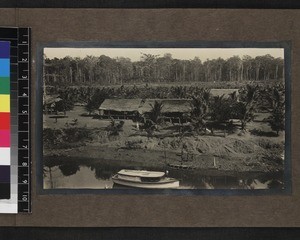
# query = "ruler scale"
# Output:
<box><xmin>0</xmin><ymin>27</ymin><xmax>31</xmax><ymax>213</ymax></box>
<box><xmin>17</xmin><ymin>28</ymin><xmax>31</xmax><ymax>213</ymax></box>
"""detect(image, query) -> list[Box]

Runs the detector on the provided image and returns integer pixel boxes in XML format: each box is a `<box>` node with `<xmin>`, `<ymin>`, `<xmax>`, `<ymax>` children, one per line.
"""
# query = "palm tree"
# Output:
<box><xmin>149</xmin><ymin>101</ymin><xmax>164</xmax><ymax>124</ymax></box>
<box><xmin>189</xmin><ymin>88</ymin><xmax>211</xmax><ymax>134</ymax></box>
<box><xmin>235</xmin><ymin>84</ymin><xmax>259</xmax><ymax>130</ymax></box>
<box><xmin>85</xmin><ymin>98</ymin><xmax>96</xmax><ymax>115</ymax></box>
<box><xmin>210</xmin><ymin>94</ymin><xmax>239</xmax><ymax>136</ymax></box>
<box><xmin>269</xmin><ymin>108</ymin><xmax>285</xmax><ymax>136</ymax></box>
<box><xmin>267</xmin><ymin>85</ymin><xmax>285</xmax><ymax>135</ymax></box>
<box><xmin>211</xmin><ymin>95</ymin><xmax>226</xmax><ymax>122</ymax></box>
<box><xmin>106</xmin><ymin>117</ymin><xmax>124</xmax><ymax>136</ymax></box>
<box><xmin>268</xmin><ymin>85</ymin><xmax>285</xmax><ymax>110</ymax></box>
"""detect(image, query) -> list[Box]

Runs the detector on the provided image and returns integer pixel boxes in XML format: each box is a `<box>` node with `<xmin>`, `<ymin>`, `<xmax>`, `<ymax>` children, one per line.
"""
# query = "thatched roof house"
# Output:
<box><xmin>99</xmin><ymin>99</ymin><xmax>143</xmax><ymax>112</ymax></box>
<box><xmin>98</xmin><ymin>99</ymin><xmax>143</xmax><ymax>119</ymax></box>
<box><xmin>138</xmin><ymin>99</ymin><xmax>192</xmax><ymax>114</ymax></box>
<box><xmin>43</xmin><ymin>94</ymin><xmax>63</xmax><ymax>114</ymax></box>
<box><xmin>98</xmin><ymin>98</ymin><xmax>192</xmax><ymax>122</ymax></box>
<box><xmin>138</xmin><ymin>99</ymin><xmax>192</xmax><ymax>123</ymax></box>
<box><xmin>43</xmin><ymin>94</ymin><xmax>62</xmax><ymax>105</ymax></box>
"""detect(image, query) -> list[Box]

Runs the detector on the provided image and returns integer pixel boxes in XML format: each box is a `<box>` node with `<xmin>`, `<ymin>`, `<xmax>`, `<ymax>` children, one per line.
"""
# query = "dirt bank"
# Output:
<box><xmin>44</xmin><ymin>133</ymin><xmax>284</xmax><ymax>173</ymax></box>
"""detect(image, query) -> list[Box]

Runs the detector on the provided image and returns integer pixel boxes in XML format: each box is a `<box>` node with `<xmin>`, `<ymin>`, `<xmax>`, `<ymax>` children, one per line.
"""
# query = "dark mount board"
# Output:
<box><xmin>0</xmin><ymin>0</ymin><xmax>299</xmax><ymax>9</ymax></box>
<box><xmin>0</xmin><ymin>6</ymin><xmax>298</xmax><ymax>240</ymax></box>
<box><xmin>0</xmin><ymin>227</ymin><xmax>300</xmax><ymax>240</ymax></box>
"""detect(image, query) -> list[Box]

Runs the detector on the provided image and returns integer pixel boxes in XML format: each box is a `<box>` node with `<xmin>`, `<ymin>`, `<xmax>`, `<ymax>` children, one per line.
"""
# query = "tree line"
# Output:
<box><xmin>44</xmin><ymin>53</ymin><xmax>284</xmax><ymax>86</ymax></box>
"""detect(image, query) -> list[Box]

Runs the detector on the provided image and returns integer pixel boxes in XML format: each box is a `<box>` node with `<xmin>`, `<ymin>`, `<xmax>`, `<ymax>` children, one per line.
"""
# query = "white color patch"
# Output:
<box><xmin>0</xmin><ymin>147</ymin><xmax>10</xmax><ymax>165</ymax></box>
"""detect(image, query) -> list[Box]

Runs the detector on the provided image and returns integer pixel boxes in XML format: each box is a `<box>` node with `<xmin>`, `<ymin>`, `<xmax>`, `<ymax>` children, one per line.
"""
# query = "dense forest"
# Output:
<box><xmin>44</xmin><ymin>53</ymin><xmax>284</xmax><ymax>86</ymax></box>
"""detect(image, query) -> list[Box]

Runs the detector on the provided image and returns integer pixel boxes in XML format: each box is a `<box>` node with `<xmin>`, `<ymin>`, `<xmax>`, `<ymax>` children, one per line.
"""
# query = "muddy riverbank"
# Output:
<box><xmin>44</xmin><ymin>139</ymin><xmax>283</xmax><ymax>175</ymax></box>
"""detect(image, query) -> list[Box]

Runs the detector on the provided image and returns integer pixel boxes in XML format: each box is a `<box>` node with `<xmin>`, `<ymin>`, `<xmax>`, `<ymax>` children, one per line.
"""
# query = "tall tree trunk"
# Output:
<box><xmin>76</xmin><ymin>62</ymin><xmax>79</xmax><ymax>82</ymax></box>
<box><xmin>183</xmin><ymin>63</ymin><xmax>186</xmax><ymax>82</ymax></box>
<box><xmin>255</xmin><ymin>66</ymin><xmax>260</xmax><ymax>81</ymax></box>
<box><xmin>79</xmin><ymin>69</ymin><xmax>82</xmax><ymax>83</ymax></box>
<box><xmin>69</xmin><ymin>67</ymin><xmax>73</xmax><ymax>83</ymax></box>
<box><xmin>89</xmin><ymin>69</ymin><xmax>92</xmax><ymax>82</ymax></box>
<box><xmin>240</xmin><ymin>63</ymin><xmax>243</xmax><ymax>81</ymax></box>
<box><xmin>247</xmin><ymin>67</ymin><xmax>250</xmax><ymax>81</ymax></box>
<box><xmin>275</xmin><ymin>65</ymin><xmax>278</xmax><ymax>79</ymax></box>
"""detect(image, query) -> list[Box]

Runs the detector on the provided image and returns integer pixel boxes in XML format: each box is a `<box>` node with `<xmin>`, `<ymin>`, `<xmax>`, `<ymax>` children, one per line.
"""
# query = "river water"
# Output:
<box><xmin>43</xmin><ymin>159</ymin><xmax>284</xmax><ymax>190</ymax></box>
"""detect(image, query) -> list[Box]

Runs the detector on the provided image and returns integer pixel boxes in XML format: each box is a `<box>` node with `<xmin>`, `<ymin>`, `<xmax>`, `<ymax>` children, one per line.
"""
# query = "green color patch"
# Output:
<box><xmin>0</xmin><ymin>77</ymin><xmax>10</xmax><ymax>94</ymax></box>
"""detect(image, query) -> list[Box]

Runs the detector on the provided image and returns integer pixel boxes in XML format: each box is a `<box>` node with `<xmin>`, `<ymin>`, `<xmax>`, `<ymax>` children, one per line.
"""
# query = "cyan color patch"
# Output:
<box><xmin>0</xmin><ymin>59</ymin><xmax>10</xmax><ymax>77</ymax></box>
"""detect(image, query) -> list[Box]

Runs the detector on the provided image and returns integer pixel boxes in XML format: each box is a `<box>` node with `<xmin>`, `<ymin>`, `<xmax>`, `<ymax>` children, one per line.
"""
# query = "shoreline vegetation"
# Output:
<box><xmin>44</xmin><ymin>116</ymin><xmax>284</xmax><ymax>175</ymax></box>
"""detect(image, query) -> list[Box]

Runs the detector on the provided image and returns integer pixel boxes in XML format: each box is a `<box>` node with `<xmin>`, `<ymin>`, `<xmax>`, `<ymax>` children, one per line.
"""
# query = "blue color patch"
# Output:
<box><xmin>0</xmin><ymin>59</ymin><xmax>10</xmax><ymax>77</ymax></box>
<box><xmin>0</xmin><ymin>42</ymin><xmax>10</xmax><ymax>59</ymax></box>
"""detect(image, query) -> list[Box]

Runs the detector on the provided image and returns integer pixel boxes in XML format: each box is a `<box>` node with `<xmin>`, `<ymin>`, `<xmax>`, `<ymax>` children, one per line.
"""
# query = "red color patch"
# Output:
<box><xmin>0</xmin><ymin>113</ymin><xmax>10</xmax><ymax>130</ymax></box>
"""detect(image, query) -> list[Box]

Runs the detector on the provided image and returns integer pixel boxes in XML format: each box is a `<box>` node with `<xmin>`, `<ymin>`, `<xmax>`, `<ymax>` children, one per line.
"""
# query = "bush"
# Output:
<box><xmin>63</xmin><ymin>127</ymin><xmax>92</xmax><ymax>142</ymax></box>
<box><xmin>269</xmin><ymin>107</ymin><xmax>285</xmax><ymax>136</ymax></box>
<box><xmin>125</xmin><ymin>139</ymin><xmax>143</xmax><ymax>149</ymax></box>
<box><xmin>43</xmin><ymin>128</ymin><xmax>62</xmax><ymax>148</ymax></box>
<box><xmin>43</xmin><ymin>127</ymin><xmax>93</xmax><ymax>149</ymax></box>
<box><xmin>257</xmin><ymin>139</ymin><xmax>284</xmax><ymax>154</ymax></box>
<box><xmin>106</xmin><ymin>119</ymin><xmax>124</xmax><ymax>136</ymax></box>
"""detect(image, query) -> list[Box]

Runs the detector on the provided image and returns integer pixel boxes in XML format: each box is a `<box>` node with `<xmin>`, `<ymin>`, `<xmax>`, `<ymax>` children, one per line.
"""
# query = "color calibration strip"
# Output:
<box><xmin>0</xmin><ymin>27</ymin><xmax>31</xmax><ymax>213</ymax></box>
<box><xmin>0</xmin><ymin>41</ymin><xmax>11</xmax><ymax>202</ymax></box>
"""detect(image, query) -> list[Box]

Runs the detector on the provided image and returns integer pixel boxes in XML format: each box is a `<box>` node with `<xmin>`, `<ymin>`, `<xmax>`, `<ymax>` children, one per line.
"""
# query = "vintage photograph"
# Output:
<box><xmin>42</xmin><ymin>46</ymin><xmax>286</xmax><ymax>190</ymax></box>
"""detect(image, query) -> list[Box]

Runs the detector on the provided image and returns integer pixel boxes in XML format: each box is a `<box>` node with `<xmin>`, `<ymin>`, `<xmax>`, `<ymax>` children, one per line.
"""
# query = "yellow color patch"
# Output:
<box><xmin>0</xmin><ymin>94</ymin><xmax>10</xmax><ymax>112</ymax></box>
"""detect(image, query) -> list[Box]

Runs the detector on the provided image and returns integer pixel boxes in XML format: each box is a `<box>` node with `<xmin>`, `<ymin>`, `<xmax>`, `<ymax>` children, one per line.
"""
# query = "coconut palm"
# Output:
<box><xmin>268</xmin><ymin>85</ymin><xmax>285</xmax><ymax>110</ymax></box>
<box><xmin>269</xmin><ymin>107</ymin><xmax>285</xmax><ymax>136</ymax></box>
<box><xmin>267</xmin><ymin>85</ymin><xmax>285</xmax><ymax>135</ymax></box>
<box><xmin>211</xmin><ymin>95</ymin><xmax>229</xmax><ymax>123</ymax></box>
<box><xmin>106</xmin><ymin>117</ymin><xmax>124</xmax><ymax>136</ymax></box>
<box><xmin>189</xmin><ymin>88</ymin><xmax>211</xmax><ymax>134</ymax></box>
<box><xmin>149</xmin><ymin>101</ymin><xmax>164</xmax><ymax>124</ymax></box>
<box><xmin>235</xmin><ymin>84</ymin><xmax>259</xmax><ymax>130</ymax></box>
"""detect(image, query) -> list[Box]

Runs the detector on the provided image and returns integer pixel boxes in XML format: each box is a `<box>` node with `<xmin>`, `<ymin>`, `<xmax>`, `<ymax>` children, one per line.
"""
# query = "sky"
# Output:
<box><xmin>44</xmin><ymin>48</ymin><xmax>284</xmax><ymax>61</ymax></box>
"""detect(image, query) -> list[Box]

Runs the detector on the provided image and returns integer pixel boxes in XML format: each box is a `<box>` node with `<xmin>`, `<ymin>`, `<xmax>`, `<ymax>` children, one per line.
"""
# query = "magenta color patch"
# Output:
<box><xmin>0</xmin><ymin>130</ymin><xmax>10</xmax><ymax>147</ymax></box>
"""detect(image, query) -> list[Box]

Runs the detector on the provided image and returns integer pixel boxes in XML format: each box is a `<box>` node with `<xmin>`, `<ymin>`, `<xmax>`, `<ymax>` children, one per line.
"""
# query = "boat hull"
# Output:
<box><xmin>112</xmin><ymin>176</ymin><xmax>180</xmax><ymax>189</ymax></box>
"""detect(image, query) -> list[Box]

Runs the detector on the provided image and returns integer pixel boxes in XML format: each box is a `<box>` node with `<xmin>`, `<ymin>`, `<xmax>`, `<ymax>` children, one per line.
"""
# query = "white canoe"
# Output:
<box><xmin>112</xmin><ymin>169</ymin><xmax>180</xmax><ymax>189</ymax></box>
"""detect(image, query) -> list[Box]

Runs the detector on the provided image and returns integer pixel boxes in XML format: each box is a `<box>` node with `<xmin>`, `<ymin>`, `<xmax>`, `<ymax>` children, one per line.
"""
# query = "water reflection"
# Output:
<box><xmin>59</xmin><ymin>164</ymin><xmax>80</xmax><ymax>176</ymax></box>
<box><xmin>43</xmin><ymin>158</ymin><xmax>284</xmax><ymax>190</ymax></box>
<box><xmin>91</xmin><ymin>164</ymin><xmax>115</xmax><ymax>180</ymax></box>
